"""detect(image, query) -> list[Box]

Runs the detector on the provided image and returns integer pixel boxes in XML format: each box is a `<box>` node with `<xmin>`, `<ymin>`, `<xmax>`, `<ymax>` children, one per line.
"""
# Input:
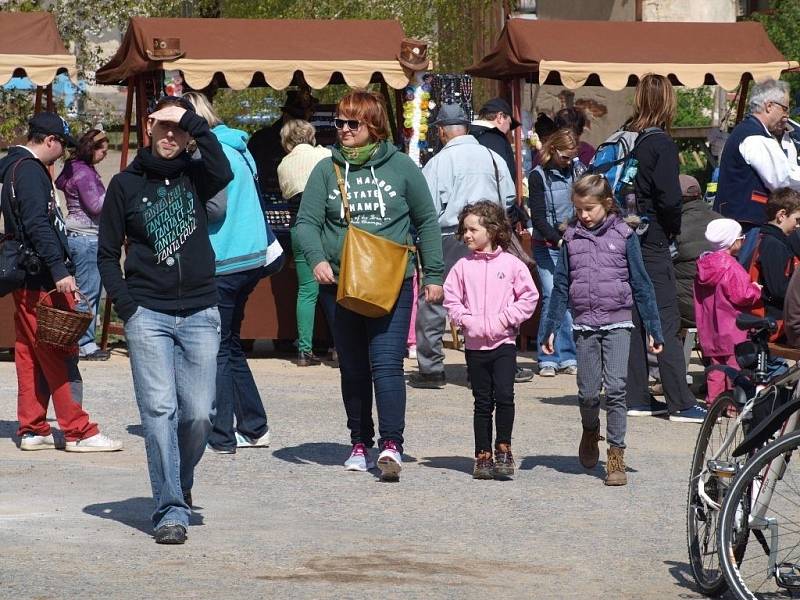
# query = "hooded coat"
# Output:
<box><xmin>205</xmin><ymin>124</ymin><xmax>281</xmax><ymax>275</ymax></box>
<box><xmin>294</xmin><ymin>140</ymin><xmax>444</xmax><ymax>286</ymax></box>
<box><xmin>0</xmin><ymin>146</ymin><xmax>73</xmax><ymax>289</ymax></box>
<box><xmin>694</xmin><ymin>250</ymin><xmax>762</xmax><ymax>357</ymax></box>
<box><xmin>98</xmin><ymin>110</ymin><xmax>233</xmax><ymax>322</ymax></box>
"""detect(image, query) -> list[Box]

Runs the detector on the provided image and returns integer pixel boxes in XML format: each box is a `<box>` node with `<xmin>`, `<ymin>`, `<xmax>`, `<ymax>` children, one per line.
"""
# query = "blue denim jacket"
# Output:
<box><xmin>541</xmin><ymin>235</ymin><xmax>664</xmax><ymax>344</ymax></box>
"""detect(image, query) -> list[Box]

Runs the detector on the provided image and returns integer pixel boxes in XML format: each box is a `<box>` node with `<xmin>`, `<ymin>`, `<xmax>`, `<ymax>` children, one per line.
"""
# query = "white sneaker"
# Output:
<box><xmin>344</xmin><ymin>443</ymin><xmax>376</xmax><ymax>472</ymax></box>
<box><xmin>377</xmin><ymin>440</ymin><xmax>402</xmax><ymax>481</ymax></box>
<box><xmin>235</xmin><ymin>430</ymin><xmax>271</xmax><ymax>448</ymax></box>
<box><xmin>407</xmin><ymin>345</ymin><xmax>417</xmax><ymax>360</ymax></box>
<box><xmin>64</xmin><ymin>433</ymin><xmax>123</xmax><ymax>452</ymax></box>
<box><xmin>19</xmin><ymin>433</ymin><xmax>56</xmax><ymax>451</ymax></box>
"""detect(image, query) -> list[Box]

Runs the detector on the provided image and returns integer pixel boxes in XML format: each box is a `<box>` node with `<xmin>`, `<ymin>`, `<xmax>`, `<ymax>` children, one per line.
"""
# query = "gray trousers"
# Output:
<box><xmin>574</xmin><ymin>327</ymin><xmax>631</xmax><ymax>448</ymax></box>
<box><xmin>415</xmin><ymin>234</ymin><xmax>471</xmax><ymax>375</ymax></box>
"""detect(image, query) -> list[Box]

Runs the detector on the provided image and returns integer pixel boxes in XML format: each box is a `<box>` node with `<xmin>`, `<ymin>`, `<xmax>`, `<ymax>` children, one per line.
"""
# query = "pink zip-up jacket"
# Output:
<box><xmin>694</xmin><ymin>250</ymin><xmax>762</xmax><ymax>357</ymax></box>
<box><xmin>444</xmin><ymin>247</ymin><xmax>539</xmax><ymax>351</ymax></box>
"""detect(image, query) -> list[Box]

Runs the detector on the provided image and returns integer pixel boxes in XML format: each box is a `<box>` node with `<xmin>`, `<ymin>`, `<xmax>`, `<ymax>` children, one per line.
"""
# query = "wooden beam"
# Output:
<box><xmin>512</xmin><ymin>77</ymin><xmax>523</xmax><ymax>204</ymax></box>
<box><xmin>735</xmin><ymin>74</ymin><xmax>752</xmax><ymax>125</ymax></box>
<box><xmin>45</xmin><ymin>84</ymin><xmax>54</xmax><ymax>112</ymax></box>
<box><xmin>34</xmin><ymin>86</ymin><xmax>44</xmax><ymax>113</ymax></box>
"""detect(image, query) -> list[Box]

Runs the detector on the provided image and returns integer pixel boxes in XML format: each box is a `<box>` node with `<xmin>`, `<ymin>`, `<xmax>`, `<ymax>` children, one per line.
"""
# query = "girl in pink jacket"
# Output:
<box><xmin>694</xmin><ymin>218</ymin><xmax>762</xmax><ymax>407</ymax></box>
<box><xmin>444</xmin><ymin>201</ymin><xmax>538</xmax><ymax>481</ymax></box>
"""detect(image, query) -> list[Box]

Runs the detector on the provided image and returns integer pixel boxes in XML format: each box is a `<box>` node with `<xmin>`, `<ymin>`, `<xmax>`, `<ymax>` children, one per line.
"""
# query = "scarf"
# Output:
<box><xmin>136</xmin><ymin>147</ymin><xmax>192</xmax><ymax>179</ymax></box>
<box><xmin>339</xmin><ymin>142</ymin><xmax>379</xmax><ymax>166</ymax></box>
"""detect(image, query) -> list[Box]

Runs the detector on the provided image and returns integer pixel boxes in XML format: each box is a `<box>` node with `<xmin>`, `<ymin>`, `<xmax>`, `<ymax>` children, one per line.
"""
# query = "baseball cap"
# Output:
<box><xmin>28</xmin><ymin>112</ymin><xmax>77</xmax><ymax>147</ymax></box>
<box><xmin>479</xmin><ymin>97</ymin><xmax>520</xmax><ymax>129</ymax></box>
<box><xmin>679</xmin><ymin>174</ymin><xmax>702</xmax><ymax>198</ymax></box>
<box><xmin>432</xmin><ymin>102</ymin><xmax>470</xmax><ymax>127</ymax></box>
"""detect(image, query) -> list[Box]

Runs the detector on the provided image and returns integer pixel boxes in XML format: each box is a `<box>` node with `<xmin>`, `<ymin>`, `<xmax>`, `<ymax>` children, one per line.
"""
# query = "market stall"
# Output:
<box><xmin>466</xmin><ymin>19</ymin><xmax>799</xmax><ymax>194</ymax></box>
<box><xmin>466</xmin><ymin>19</ymin><xmax>798</xmax><ymax>349</ymax></box>
<box><xmin>0</xmin><ymin>11</ymin><xmax>78</xmax><ymax>349</ymax></box>
<box><xmin>95</xmin><ymin>17</ymin><xmax>425</xmax><ymax>346</ymax></box>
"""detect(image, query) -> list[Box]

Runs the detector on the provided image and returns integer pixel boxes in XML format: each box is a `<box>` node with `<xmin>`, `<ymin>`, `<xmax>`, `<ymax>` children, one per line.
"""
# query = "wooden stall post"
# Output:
<box><xmin>735</xmin><ymin>74</ymin><xmax>752</xmax><ymax>125</ymax></box>
<box><xmin>45</xmin><ymin>84</ymin><xmax>54</xmax><ymax>112</ymax></box>
<box><xmin>34</xmin><ymin>86</ymin><xmax>44</xmax><ymax>113</ymax></box>
<box><xmin>511</xmin><ymin>77</ymin><xmax>523</xmax><ymax>204</ymax></box>
<box><xmin>100</xmin><ymin>79</ymin><xmax>136</xmax><ymax>351</ymax></box>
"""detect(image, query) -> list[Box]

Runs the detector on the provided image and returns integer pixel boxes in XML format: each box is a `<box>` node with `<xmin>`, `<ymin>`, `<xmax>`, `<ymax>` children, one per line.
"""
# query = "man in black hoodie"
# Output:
<box><xmin>98</xmin><ymin>97</ymin><xmax>232</xmax><ymax>545</ymax></box>
<box><xmin>0</xmin><ymin>112</ymin><xmax>122</xmax><ymax>453</ymax></box>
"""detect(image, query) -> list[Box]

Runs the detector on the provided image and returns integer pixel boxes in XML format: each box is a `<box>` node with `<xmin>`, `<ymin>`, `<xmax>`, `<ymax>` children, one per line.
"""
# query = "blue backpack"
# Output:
<box><xmin>588</xmin><ymin>127</ymin><xmax>663</xmax><ymax>216</ymax></box>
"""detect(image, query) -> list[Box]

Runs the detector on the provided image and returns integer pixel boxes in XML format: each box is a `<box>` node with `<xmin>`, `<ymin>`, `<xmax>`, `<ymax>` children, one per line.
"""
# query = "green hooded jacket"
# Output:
<box><xmin>295</xmin><ymin>141</ymin><xmax>444</xmax><ymax>286</ymax></box>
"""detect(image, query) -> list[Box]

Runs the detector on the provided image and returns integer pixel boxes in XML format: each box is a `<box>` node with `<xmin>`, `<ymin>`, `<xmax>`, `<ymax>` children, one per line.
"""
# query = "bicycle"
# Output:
<box><xmin>687</xmin><ymin>314</ymin><xmax>799</xmax><ymax>596</ymax></box>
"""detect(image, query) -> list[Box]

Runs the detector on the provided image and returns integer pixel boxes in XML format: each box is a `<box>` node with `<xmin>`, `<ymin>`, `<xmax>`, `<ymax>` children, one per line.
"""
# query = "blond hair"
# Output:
<box><xmin>182</xmin><ymin>92</ymin><xmax>222</xmax><ymax>128</ymax></box>
<box><xmin>280</xmin><ymin>119</ymin><xmax>317</xmax><ymax>153</ymax></box>
<box><xmin>539</xmin><ymin>128</ymin><xmax>578</xmax><ymax>166</ymax></box>
<box><xmin>628</xmin><ymin>73</ymin><xmax>676</xmax><ymax>132</ymax></box>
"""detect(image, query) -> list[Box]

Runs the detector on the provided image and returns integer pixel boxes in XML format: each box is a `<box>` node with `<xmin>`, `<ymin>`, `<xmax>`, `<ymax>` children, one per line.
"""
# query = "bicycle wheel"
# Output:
<box><xmin>718</xmin><ymin>429</ymin><xmax>800</xmax><ymax>599</ymax></box>
<box><xmin>687</xmin><ymin>392</ymin><xmax>748</xmax><ymax>596</ymax></box>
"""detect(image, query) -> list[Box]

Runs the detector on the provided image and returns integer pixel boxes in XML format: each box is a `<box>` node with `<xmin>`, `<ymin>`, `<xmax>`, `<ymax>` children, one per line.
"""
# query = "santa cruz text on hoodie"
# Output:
<box><xmin>98</xmin><ymin>111</ymin><xmax>233</xmax><ymax>322</ymax></box>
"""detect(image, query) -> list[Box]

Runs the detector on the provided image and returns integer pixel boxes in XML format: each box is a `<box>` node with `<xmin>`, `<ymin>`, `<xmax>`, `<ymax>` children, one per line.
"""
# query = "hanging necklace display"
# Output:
<box><xmin>402</xmin><ymin>71</ymin><xmax>433</xmax><ymax>167</ymax></box>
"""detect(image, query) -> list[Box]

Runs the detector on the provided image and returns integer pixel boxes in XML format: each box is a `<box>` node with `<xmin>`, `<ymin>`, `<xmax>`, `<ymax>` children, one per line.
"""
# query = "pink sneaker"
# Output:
<box><xmin>377</xmin><ymin>440</ymin><xmax>402</xmax><ymax>481</ymax></box>
<box><xmin>344</xmin><ymin>443</ymin><xmax>375</xmax><ymax>472</ymax></box>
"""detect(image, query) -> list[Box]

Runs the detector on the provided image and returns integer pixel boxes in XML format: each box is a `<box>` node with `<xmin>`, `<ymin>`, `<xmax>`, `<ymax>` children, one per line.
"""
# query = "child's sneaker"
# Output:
<box><xmin>605</xmin><ymin>446</ymin><xmax>628</xmax><ymax>486</ymax></box>
<box><xmin>377</xmin><ymin>440</ymin><xmax>402</xmax><ymax>481</ymax></box>
<box><xmin>344</xmin><ymin>443</ymin><xmax>375</xmax><ymax>472</ymax></box>
<box><xmin>473</xmin><ymin>451</ymin><xmax>494</xmax><ymax>480</ymax></box>
<box><xmin>493</xmin><ymin>445</ymin><xmax>515</xmax><ymax>480</ymax></box>
<box><xmin>407</xmin><ymin>344</ymin><xmax>417</xmax><ymax>360</ymax></box>
<box><xmin>669</xmin><ymin>404</ymin><xmax>708</xmax><ymax>423</ymax></box>
<box><xmin>539</xmin><ymin>366</ymin><xmax>556</xmax><ymax>377</ymax></box>
<box><xmin>19</xmin><ymin>433</ymin><xmax>56</xmax><ymax>451</ymax></box>
<box><xmin>578</xmin><ymin>426</ymin><xmax>604</xmax><ymax>469</ymax></box>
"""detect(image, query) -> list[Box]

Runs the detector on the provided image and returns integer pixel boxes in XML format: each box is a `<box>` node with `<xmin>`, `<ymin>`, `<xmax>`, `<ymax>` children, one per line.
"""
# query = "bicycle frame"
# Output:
<box><xmin>697</xmin><ymin>363</ymin><xmax>800</xmax><ymax>511</ymax></box>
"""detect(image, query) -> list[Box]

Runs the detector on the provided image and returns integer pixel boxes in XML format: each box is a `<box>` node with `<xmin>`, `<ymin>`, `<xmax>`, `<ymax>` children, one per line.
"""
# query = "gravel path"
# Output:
<box><xmin>0</xmin><ymin>348</ymin><xmax>711</xmax><ymax>599</ymax></box>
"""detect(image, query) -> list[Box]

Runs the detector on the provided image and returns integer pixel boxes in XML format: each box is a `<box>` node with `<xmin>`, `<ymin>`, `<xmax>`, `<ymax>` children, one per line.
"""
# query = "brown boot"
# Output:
<box><xmin>493</xmin><ymin>444</ymin><xmax>515</xmax><ymax>480</ymax></box>
<box><xmin>473</xmin><ymin>451</ymin><xmax>494</xmax><ymax>480</ymax></box>
<box><xmin>605</xmin><ymin>446</ymin><xmax>628</xmax><ymax>486</ymax></box>
<box><xmin>578</xmin><ymin>426</ymin><xmax>604</xmax><ymax>469</ymax></box>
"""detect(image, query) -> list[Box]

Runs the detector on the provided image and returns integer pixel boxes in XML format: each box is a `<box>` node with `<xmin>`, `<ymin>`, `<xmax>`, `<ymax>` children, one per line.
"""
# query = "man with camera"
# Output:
<box><xmin>0</xmin><ymin>112</ymin><xmax>121</xmax><ymax>452</ymax></box>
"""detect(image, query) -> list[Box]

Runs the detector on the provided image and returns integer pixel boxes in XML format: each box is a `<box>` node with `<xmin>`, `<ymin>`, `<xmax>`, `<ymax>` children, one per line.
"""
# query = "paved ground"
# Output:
<box><xmin>0</xmin><ymin>346</ymin><xmax>715</xmax><ymax>599</ymax></box>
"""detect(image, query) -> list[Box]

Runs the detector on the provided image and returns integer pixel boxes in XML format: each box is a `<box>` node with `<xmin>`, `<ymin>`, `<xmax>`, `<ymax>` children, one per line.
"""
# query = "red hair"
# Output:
<box><xmin>336</xmin><ymin>90</ymin><xmax>391</xmax><ymax>142</ymax></box>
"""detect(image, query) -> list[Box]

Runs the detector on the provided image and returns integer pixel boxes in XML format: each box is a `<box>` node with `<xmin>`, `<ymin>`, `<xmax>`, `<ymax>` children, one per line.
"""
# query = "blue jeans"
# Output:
<box><xmin>68</xmin><ymin>234</ymin><xmax>102</xmax><ymax>355</ymax></box>
<box><xmin>124</xmin><ymin>305</ymin><xmax>220</xmax><ymax>531</ymax></box>
<box><xmin>320</xmin><ymin>279</ymin><xmax>413</xmax><ymax>453</ymax></box>
<box><xmin>208</xmin><ymin>268</ymin><xmax>268</xmax><ymax>450</ymax></box>
<box><xmin>534</xmin><ymin>245</ymin><xmax>577</xmax><ymax>369</ymax></box>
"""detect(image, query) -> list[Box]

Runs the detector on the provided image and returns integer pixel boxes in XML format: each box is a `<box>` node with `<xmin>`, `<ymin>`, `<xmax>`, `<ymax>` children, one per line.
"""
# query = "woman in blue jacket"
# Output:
<box><xmin>185</xmin><ymin>92</ymin><xmax>283</xmax><ymax>454</ymax></box>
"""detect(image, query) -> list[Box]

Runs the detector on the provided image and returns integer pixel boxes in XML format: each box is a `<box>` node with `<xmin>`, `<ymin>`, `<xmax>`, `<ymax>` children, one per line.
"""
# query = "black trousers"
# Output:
<box><xmin>627</xmin><ymin>244</ymin><xmax>696</xmax><ymax>413</ymax></box>
<box><xmin>466</xmin><ymin>343</ymin><xmax>516</xmax><ymax>455</ymax></box>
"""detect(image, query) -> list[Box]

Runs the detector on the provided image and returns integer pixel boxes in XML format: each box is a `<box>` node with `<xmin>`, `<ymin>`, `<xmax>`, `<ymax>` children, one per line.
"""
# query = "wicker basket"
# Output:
<box><xmin>36</xmin><ymin>289</ymin><xmax>93</xmax><ymax>351</ymax></box>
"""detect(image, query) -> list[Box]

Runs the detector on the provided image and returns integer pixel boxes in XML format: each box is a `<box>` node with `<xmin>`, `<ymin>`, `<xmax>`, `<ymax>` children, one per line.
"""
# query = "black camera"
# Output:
<box><xmin>20</xmin><ymin>247</ymin><xmax>42</xmax><ymax>276</ymax></box>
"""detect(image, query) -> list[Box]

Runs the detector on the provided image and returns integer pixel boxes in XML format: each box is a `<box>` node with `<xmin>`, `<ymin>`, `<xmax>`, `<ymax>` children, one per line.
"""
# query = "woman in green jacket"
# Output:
<box><xmin>295</xmin><ymin>90</ymin><xmax>444</xmax><ymax>482</ymax></box>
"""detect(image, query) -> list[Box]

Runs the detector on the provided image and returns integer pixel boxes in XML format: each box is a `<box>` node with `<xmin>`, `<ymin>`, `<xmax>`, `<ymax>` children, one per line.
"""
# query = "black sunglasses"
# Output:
<box><xmin>334</xmin><ymin>118</ymin><xmax>362</xmax><ymax>131</ymax></box>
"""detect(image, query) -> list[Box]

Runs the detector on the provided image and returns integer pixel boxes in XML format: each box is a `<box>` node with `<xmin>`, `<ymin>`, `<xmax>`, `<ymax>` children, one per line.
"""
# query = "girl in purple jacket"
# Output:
<box><xmin>541</xmin><ymin>175</ymin><xmax>663</xmax><ymax>486</ymax></box>
<box><xmin>444</xmin><ymin>201</ymin><xmax>538</xmax><ymax>481</ymax></box>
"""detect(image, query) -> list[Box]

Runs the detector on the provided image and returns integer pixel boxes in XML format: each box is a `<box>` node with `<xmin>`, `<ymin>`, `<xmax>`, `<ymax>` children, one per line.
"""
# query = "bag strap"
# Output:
<box><xmin>486</xmin><ymin>148</ymin><xmax>502</xmax><ymax>206</ymax></box>
<box><xmin>333</xmin><ymin>162</ymin><xmax>351</xmax><ymax>225</ymax></box>
<box><xmin>4</xmin><ymin>157</ymin><xmax>42</xmax><ymax>243</ymax></box>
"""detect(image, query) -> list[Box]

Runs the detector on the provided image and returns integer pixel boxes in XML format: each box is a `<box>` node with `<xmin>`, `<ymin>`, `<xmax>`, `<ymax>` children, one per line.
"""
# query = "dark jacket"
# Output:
<box><xmin>469</xmin><ymin>123</ymin><xmax>517</xmax><ymax>184</ymax></box>
<box><xmin>755</xmin><ymin>223</ymin><xmax>797</xmax><ymax>320</ymax></box>
<box><xmin>674</xmin><ymin>199</ymin><xmax>722</xmax><ymax>327</ymax></box>
<box><xmin>715</xmin><ymin>115</ymin><xmax>772</xmax><ymax>225</ymax></box>
<box><xmin>98</xmin><ymin>111</ymin><xmax>233</xmax><ymax>322</ymax></box>
<box><xmin>0</xmin><ymin>146</ymin><xmax>73</xmax><ymax>289</ymax></box>
<box><xmin>785</xmin><ymin>268</ymin><xmax>800</xmax><ymax>347</ymax></box>
<box><xmin>247</xmin><ymin>116</ymin><xmax>285</xmax><ymax>194</ymax></box>
<box><xmin>631</xmin><ymin>130</ymin><xmax>683</xmax><ymax>248</ymax></box>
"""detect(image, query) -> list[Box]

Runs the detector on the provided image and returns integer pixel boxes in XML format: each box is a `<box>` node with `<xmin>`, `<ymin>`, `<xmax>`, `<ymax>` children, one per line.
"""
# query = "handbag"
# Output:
<box><xmin>334</xmin><ymin>163</ymin><xmax>414</xmax><ymax>318</ymax></box>
<box><xmin>0</xmin><ymin>158</ymin><xmax>41</xmax><ymax>296</ymax></box>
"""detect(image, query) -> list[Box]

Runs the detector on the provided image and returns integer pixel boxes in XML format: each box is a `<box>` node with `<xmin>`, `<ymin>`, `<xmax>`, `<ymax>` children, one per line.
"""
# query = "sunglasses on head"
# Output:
<box><xmin>334</xmin><ymin>118</ymin><xmax>362</xmax><ymax>130</ymax></box>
